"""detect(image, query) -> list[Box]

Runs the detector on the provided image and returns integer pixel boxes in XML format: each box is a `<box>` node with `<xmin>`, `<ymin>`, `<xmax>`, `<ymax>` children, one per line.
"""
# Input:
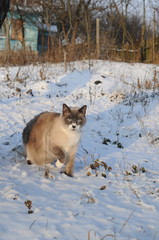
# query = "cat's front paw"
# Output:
<box><xmin>27</xmin><ymin>160</ymin><xmax>32</xmax><ymax>165</ymax></box>
<box><xmin>60</xmin><ymin>171</ymin><xmax>73</xmax><ymax>177</ymax></box>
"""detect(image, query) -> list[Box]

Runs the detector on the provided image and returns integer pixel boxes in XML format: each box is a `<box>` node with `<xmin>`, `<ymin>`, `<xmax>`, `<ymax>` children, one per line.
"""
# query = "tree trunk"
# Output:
<box><xmin>4</xmin><ymin>19</ymin><xmax>10</xmax><ymax>51</ymax></box>
<box><xmin>71</xmin><ymin>21</ymin><xmax>79</xmax><ymax>48</ymax></box>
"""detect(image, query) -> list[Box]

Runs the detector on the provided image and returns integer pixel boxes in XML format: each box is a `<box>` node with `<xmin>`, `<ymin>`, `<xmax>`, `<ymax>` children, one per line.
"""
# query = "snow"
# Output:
<box><xmin>0</xmin><ymin>60</ymin><xmax>159</xmax><ymax>240</ymax></box>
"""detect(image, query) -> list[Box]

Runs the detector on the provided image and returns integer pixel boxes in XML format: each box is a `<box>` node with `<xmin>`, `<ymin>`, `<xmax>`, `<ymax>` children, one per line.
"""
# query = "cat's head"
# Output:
<box><xmin>62</xmin><ymin>104</ymin><xmax>87</xmax><ymax>131</ymax></box>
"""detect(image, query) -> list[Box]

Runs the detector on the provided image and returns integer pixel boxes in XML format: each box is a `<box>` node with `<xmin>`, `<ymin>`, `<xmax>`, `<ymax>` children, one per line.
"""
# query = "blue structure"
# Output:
<box><xmin>0</xmin><ymin>10</ymin><xmax>57</xmax><ymax>53</ymax></box>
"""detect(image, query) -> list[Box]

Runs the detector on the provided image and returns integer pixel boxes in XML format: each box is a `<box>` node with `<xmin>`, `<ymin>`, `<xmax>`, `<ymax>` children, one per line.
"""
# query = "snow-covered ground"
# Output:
<box><xmin>0</xmin><ymin>60</ymin><xmax>159</xmax><ymax>240</ymax></box>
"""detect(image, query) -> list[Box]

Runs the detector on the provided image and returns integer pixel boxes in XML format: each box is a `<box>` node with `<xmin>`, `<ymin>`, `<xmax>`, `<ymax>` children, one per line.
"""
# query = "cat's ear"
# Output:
<box><xmin>79</xmin><ymin>105</ymin><xmax>87</xmax><ymax>115</ymax></box>
<box><xmin>62</xmin><ymin>104</ymin><xmax>71</xmax><ymax>115</ymax></box>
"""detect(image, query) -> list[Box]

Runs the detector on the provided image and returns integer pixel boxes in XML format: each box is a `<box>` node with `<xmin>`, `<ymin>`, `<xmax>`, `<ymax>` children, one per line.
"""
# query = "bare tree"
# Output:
<box><xmin>150</xmin><ymin>0</ymin><xmax>159</xmax><ymax>35</ymax></box>
<box><xmin>0</xmin><ymin>0</ymin><xmax>10</xmax><ymax>28</ymax></box>
<box><xmin>100</xmin><ymin>0</ymin><xmax>143</xmax><ymax>48</ymax></box>
<box><xmin>150</xmin><ymin>0</ymin><xmax>159</xmax><ymax>13</ymax></box>
<box><xmin>53</xmin><ymin>0</ymin><xmax>105</xmax><ymax>47</ymax></box>
<box><xmin>23</xmin><ymin>0</ymin><xmax>106</xmax><ymax>56</ymax></box>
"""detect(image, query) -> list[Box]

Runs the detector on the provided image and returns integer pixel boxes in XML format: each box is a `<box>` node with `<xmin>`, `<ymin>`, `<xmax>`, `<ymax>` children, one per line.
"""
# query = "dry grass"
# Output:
<box><xmin>3</xmin><ymin>42</ymin><xmax>159</xmax><ymax>67</ymax></box>
<box><xmin>137</xmin><ymin>70</ymin><xmax>159</xmax><ymax>90</ymax></box>
<box><xmin>0</xmin><ymin>50</ymin><xmax>39</xmax><ymax>66</ymax></box>
<box><xmin>0</xmin><ymin>43</ymin><xmax>97</xmax><ymax>67</ymax></box>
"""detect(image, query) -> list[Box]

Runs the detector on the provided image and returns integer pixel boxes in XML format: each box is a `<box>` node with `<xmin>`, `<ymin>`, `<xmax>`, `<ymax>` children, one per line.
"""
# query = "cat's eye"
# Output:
<box><xmin>67</xmin><ymin>118</ymin><xmax>72</xmax><ymax>122</ymax></box>
<box><xmin>77</xmin><ymin>119</ymin><xmax>82</xmax><ymax>124</ymax></box>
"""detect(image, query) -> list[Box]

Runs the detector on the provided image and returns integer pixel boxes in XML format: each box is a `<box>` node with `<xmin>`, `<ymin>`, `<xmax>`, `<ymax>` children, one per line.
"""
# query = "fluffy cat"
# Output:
<box><xmin>22</xmin><ymin>104</ymin><xmax>87</xmax><ymax>176</ymax></box>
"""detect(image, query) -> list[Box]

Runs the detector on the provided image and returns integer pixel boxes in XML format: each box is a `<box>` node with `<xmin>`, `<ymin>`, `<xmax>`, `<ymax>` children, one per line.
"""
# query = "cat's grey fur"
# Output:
<box><xmin>22</xmin><ymin>104</ymin><xmax>87</xmax><ymax>176</ymax></box>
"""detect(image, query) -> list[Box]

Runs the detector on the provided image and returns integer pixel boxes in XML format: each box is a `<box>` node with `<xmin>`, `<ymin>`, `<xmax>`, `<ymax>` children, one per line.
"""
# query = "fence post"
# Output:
<box><xmin>141</xmin><ymin>0</ymin><xmax>146</xmax><ymax>62</ymax></box>
<box><xmin>64</xmin><ymin>51</ymin><xmax>67</xmax><ymax>73</ymax></box>
<box><xmin>96</xmin><ymin>18</ymin><xmax>100</xmax><ymax>59</ymax></box>
<box><xmin>152</xmin><ymin>11</ymin><xmax>156</xmax><ymax>63</ymax></box>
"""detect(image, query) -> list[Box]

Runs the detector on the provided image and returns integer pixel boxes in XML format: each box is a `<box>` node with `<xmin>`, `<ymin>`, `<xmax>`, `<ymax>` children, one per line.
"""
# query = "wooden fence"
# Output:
<box><xmin>99</xmin><ymin>38</ymin><xmax>159</xmax><ymax>63</ymax></box>
<box><xmin>100</xmin><ymin>46</ymin><xmax>140</xmax><ymax>62</ymax></box>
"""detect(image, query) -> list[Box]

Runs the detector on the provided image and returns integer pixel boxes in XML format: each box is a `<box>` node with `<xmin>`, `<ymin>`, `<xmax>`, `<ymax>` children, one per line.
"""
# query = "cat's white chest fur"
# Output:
<box><xmin>68</xmin><ymin>130</ymin><xmax>81</xmax><ymax>147</ymax></box>
<box><xmin>61</xmin><ymin>125</ymin><xmax>81</xmax><ymax>151</ymax></box>
<box><xmin>55</xmin><ymin>129</ymin><xmax>81</xmax><ymax>168</ymax></box>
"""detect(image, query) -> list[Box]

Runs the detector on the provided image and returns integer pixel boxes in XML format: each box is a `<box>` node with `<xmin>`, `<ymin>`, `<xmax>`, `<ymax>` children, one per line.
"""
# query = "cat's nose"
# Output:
<box><xmin>72</xmin><ymin>124</ymin><xmax>76</xmax><ymax>129</ymax></box>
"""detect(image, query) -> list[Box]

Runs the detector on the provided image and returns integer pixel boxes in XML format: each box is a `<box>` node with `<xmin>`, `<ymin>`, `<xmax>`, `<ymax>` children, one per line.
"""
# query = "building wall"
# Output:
<box><xmin>24</xmin><ymin>22</ymin><xmax>38</xmax><ymax>51</ymax></box>
<box><xmin>0</xmin><ymin>13</ymin><xmax>38</xmax><ymax>52</ymax></box>
<box><xmin>0</xmin><ymin>26</ymin><xmax>6</xmax><ymax>49</ymax></box>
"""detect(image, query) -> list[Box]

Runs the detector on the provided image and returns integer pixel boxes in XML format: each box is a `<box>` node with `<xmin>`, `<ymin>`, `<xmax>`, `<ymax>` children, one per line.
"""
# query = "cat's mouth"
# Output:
<box><xmin>71</xmin><ymin>127</ymin><xmax>76</xmax><ymax>131</ymax></box>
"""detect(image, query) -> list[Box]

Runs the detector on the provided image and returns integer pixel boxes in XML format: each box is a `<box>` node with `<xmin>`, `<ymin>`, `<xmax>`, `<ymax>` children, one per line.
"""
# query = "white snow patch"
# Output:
<box><xmin>0</xmin><ymin>60</ymin><xmax>159</xmax><ymax>240</ymax></box>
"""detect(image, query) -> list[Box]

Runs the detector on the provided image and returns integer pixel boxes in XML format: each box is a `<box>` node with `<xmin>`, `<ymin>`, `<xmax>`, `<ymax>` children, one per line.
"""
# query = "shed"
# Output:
<box><xmin>0</xmin><ymin>9</ymin><xmax>57</xmax><ymax>53</ymax></box>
